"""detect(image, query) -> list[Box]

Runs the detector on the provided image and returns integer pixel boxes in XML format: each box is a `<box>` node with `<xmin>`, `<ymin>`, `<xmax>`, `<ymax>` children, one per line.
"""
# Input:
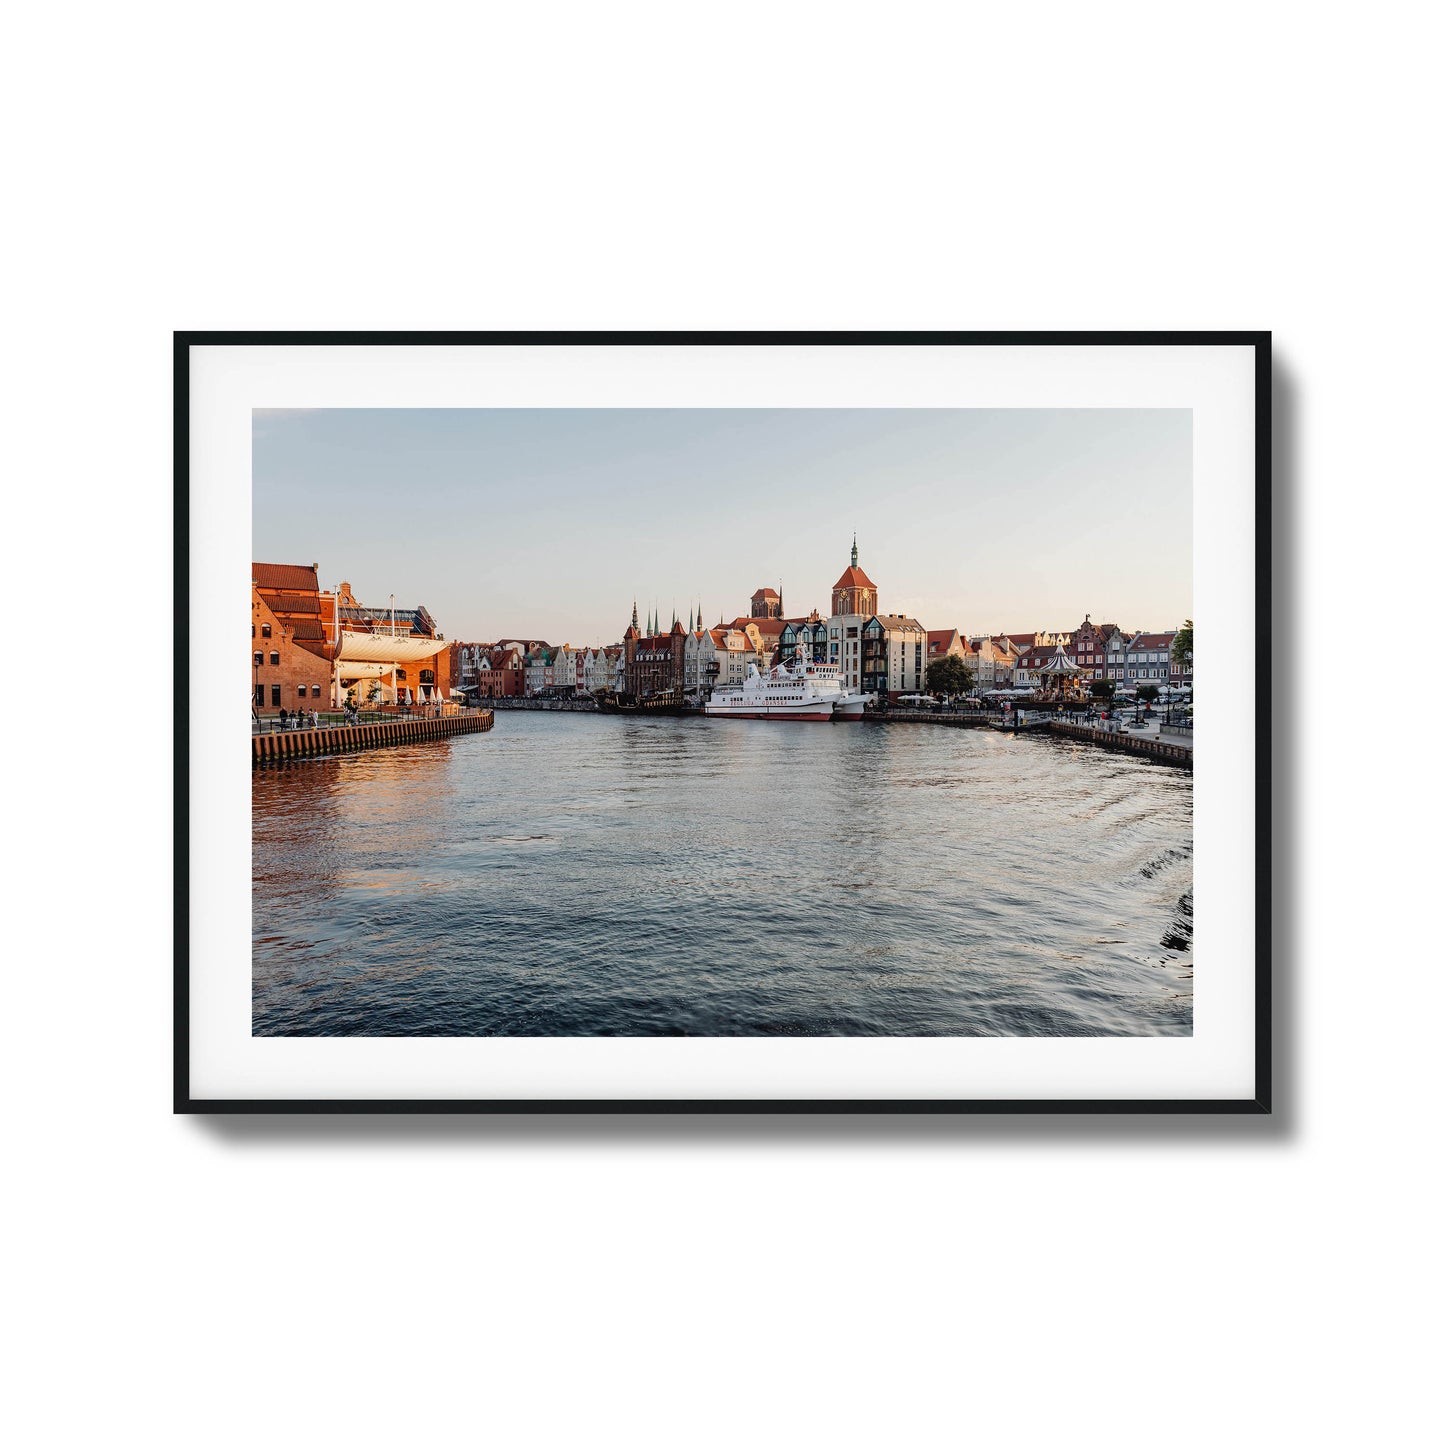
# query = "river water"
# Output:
<box><xmin>253</xmin><ymin>713</ymin><xmax>1193</xmax><ymax>1036</ymax></box>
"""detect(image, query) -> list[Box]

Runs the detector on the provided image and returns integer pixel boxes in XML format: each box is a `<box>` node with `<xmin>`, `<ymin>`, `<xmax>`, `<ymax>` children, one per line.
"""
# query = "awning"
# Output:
<box><xmin>337</xmin><ymin>661</ymin><xmax>395</xmax><ymax>681</ymax></box>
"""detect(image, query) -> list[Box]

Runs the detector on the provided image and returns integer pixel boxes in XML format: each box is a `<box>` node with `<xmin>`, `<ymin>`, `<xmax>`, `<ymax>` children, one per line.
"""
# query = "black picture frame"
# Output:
<box><xmin>176</xmin><ymin>330</ymin><xmax>1270</xmax><ymax>1115</ymax></box>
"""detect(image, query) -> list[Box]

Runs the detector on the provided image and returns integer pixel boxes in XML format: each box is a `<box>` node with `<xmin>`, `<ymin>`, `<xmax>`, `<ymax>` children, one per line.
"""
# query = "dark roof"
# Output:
<box><xmin>751</xmin><ymin>588</ymin><xmax>780</xmax><ymax>599</ymax></box>
<box><xmin>253</xmin><ymin>563</ymin><xmax>318</xmax><ymax>591</ymax></box>
<box><xmin>339</xmin><ymin>604</ymin><xmax>432</xmax><ymax>635</ymax></box>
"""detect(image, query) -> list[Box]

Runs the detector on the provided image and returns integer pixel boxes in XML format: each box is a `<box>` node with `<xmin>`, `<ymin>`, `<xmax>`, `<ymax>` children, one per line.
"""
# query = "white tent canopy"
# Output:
<box><xmin>335</xmin><ymin>629</ymin><xmax>445</xmax><ymax>665</ymax></box>
<box><xmin>337</xmin><ymin>661</ymin><xmax>395</xmax><ymax>682</ymax></box>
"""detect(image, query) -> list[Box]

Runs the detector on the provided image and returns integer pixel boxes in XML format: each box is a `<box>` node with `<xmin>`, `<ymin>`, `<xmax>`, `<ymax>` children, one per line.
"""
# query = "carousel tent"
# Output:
<box><xmin>1036</xmin><ymin>646</ymin><xmax>1083</xmax><ymax>692</ymax></box>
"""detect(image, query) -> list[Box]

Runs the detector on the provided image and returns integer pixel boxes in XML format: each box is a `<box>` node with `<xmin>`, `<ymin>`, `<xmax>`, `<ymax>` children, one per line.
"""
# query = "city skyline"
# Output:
<box><xmin>253</xmin><ymin>407</ymin><xmax>1192</xmax><ymax>645</ymax></box>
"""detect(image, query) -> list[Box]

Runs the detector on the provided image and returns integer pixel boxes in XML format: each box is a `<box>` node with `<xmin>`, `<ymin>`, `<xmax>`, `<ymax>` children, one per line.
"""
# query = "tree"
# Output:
<box><xmin>1171</xmin><ymin>619</ymin><xmax>1193</xmax><ymax>669</ymax></box>
<box><xmin>1089</xmin><ymin>680</ymin><xmax>1115</xmax><ymax>701</ymax></box>
<box><xmin>1138</xmin><ymin>683</ymin><xmax>1160</xmax><ymax>716</ymax></box>
<box><xmin>926</xmin><ymin>655</ymin><xmax>974</xmax><ymax>696</ymax></box>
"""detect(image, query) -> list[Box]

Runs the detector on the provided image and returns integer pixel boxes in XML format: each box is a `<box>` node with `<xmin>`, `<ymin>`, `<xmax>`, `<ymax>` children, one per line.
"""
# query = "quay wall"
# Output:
<box><xmin>253</xmin><ymin>710</ymin><xmax>494</xmax><ymax>766</ymax></box>
<box><xmin>864</xmin><ymin>711</ymin><xmax>992</xmax><ymax>728</ymax></box>
<box><xmin>1042</xmin><ymin>720</ymin><xmax>1192</xmax><ymax>770</ymax></box>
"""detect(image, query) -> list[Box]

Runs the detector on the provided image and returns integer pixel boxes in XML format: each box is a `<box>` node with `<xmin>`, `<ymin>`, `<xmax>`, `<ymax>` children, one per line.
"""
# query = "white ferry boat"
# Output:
<box><xmin>705</xmin><ymin>656</ymin><xmax>867</xmax><ymax>721</ymax></box>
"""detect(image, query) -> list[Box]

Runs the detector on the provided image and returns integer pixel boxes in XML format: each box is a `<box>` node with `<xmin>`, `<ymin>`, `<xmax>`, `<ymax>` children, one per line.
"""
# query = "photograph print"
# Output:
<box><xmin>250</xmin><ymin>403</ymin><xmax>1197</xmax><ymax>1042</ymax></box>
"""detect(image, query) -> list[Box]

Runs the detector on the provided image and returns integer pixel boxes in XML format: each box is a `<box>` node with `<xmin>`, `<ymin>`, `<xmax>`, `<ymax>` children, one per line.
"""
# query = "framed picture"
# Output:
<box><xmin>178</xmin><ymin>331</ymin><xmax>1269</xmax><ymax>1113</ymax></box>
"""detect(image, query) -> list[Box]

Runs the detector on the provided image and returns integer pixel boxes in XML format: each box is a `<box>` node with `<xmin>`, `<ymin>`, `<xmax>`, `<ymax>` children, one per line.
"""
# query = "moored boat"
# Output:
<box><xmin>705</xmin><ymin>656</ymin><xmax>865</xmax><ymax>721</ymax></box>
<box><xmin>596</xmin><ymin>687</ymin><xmax>690</xmax><ymax>717</ymax></box>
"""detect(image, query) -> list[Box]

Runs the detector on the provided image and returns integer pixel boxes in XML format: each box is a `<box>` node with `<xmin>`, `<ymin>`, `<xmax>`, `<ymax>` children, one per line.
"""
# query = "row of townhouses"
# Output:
<box><xmin>453</xmin><ymin>542</ymin><xmax>1192</xmax><ymax>705</ymax></box>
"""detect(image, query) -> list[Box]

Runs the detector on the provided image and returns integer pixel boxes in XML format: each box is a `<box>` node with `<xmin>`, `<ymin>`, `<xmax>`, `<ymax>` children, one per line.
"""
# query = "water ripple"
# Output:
<box><xmin>253</xmin><ymin>715</ymin><xmax>1193</xmax><ymax>1036</ymax></box>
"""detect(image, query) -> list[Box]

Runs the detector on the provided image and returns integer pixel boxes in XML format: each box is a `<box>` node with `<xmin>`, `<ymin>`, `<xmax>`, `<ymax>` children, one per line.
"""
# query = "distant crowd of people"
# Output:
<box><xmin>275</xmin><ymin>707</ymin><xmax>321</xmax><ymax>730</ymax></box>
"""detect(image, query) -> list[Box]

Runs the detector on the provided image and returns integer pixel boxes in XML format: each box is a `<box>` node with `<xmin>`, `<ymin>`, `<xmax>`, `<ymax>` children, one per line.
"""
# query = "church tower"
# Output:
<box><xmin>830</xmin><ymin>536</ymin><xmax>878</xmax><ymax>617</ymax></box>
<box><xmin>750</xmin><ymin>587</ymin><xmax>782</xmax><ymax>619</ymax></box>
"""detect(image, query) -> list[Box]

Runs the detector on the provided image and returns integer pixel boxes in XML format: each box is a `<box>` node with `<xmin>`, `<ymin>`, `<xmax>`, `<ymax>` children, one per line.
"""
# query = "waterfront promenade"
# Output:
<box><xmin>252</xmin><ymin>710</ymin><xmax>494</xmax><ymax>765</ymax></box>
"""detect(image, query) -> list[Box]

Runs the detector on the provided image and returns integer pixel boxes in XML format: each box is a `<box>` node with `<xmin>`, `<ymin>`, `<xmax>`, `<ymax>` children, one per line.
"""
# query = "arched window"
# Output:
<box><xmin>269</xmin><ymin>651</ymin><xmax>280</xmax><ymax>666</ymax></box>
<box><xmin>261</xmin><ymin>623</ymin><xmax>272</xmax><ymax>638</ymax></box>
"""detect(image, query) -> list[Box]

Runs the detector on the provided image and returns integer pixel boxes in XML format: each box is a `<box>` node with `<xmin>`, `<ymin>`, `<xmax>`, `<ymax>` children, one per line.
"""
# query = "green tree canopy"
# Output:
<box><xmin>1138</xmin><ymin>684</ymin><xmax>1161</xmax><ymax>705</ymax></box>
<box><xmin>1089</xmin><ymin>679</ymin><xmax>1116</xmax><ymax>699</ymax></box>
<box><xmin>1172</xmin><ymin>619</ymin><xmax>1193</xmax><ymax>668</ymax></box>
<box><xmin>926</xmin><ymin>655</ymin><xmax>974</xmax><ymax>695</ymax></box>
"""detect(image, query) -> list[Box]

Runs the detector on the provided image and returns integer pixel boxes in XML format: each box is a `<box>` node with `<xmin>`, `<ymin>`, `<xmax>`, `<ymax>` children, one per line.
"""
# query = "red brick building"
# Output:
<box><xmin>624</xmin><ymin>619</ymin><xmax>687</xmax><ymax>698</ymax></box>
<box><xmin>252</xmin><ymin>562</ymin><xmax>331</xmax><ymax>715</ymax></box>
<box><xmin>750</xmin><ymin>587</ymin><xmax>783</xmax><ymax>619</ymax></box>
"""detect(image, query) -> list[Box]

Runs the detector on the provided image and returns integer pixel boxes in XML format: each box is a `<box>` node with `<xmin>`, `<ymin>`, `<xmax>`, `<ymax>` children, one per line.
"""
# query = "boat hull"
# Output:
<box><xmin>704</xmin><ymin>707</ymin><xmax>834</xmax><ymax>721</ymax></box>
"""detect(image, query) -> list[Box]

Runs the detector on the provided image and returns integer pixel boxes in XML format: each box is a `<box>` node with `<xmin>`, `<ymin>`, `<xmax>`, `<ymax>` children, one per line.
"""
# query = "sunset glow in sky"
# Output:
<box><xmin>253</xmin><ymin>408</ymin><xmax>1192</xmax><ymax>646</ymax></box>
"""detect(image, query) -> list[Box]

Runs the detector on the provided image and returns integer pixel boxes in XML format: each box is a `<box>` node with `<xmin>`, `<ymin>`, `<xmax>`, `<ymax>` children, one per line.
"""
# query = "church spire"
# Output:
<box><xmin>631</xmin><ymin>598</ymin><xmax>639</xmax><ymax>630</ymax></box>
<box><xmin>851</xmin><ymin>533</ymin><xmax>858</xmax><ymax>568</ymax></box>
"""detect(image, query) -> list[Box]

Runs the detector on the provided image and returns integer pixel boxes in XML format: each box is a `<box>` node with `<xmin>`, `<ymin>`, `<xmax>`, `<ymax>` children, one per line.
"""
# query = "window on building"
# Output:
<box><xmin>262</xmin><ymin>624</ymin><xmax>272</xmax><ymax>638</ymax></box>
<box><xmin>298</xmin><ymin>685</ymin><xmax>307</xmax><ymax>697</ymax></box>
<box><xmin>254</xmin><ymin>652</ymin><xmax>263</xmax><ymax>667</ymax></box>
<box><xmin>255</xmin><ymin>683</ymin><xmax>265</xmax><ymax>708</ymax></box>
<box><xmin>269</xmin><ymin>651</ymin><xmax>280</xmax><ymax>666</ymax></box>
<box><xmin>271</xmin><ymin>684</ymin><xmax>281</xmax><ymax>706</ymax></box>
<box><xmin>311</xmin><ymin>685</ymin><xmax>322</xmax><ymax>697</ymax></box>
<box><xmin>396</xmin><ymin>669</ymin><xmax>407</xmax><ymax>681</ymax></box>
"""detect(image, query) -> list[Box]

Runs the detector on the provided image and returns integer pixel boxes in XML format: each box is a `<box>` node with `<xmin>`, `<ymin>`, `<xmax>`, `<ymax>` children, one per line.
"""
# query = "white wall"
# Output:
<box><xmin>7</xmin><ymin>7</ymin><xmax>1435</xmax><ymax>1445</ymax></box>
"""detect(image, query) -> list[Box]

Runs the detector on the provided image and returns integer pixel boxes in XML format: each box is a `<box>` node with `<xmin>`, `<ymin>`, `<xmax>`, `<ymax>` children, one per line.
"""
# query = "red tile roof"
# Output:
<box><xmin>751</xmin><ymin>588</ymin><xmax>780</xmax><ymax>599</ymax></box>
<box><xmin>260</xmin><ymin>590</ymin><xmax>321</xmax><ymax>614</ymax></box>
<box><xmin>1129</xmin><ymin>632</ymin><xmax>1176</xmax><ymax>649</ymax></box>
<box><xmin>253</xmin><ymin>563</ymin><xmax>318</xmax><ymax>592</ymax></box>
<box><xmin>832</xmin><ymin>565</ymin><xmax>876</xmax><ymax>590</ymax></box>
<box><xmin>288</xmin><ymin>621</ymin><xmax>325</xmax><ymax>641</ymax></box>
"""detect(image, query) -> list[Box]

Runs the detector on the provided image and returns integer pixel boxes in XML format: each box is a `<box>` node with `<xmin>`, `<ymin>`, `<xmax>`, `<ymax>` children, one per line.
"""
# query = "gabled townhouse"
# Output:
<box><xmin>1124</xmin><ymin>632</ymin><xmax>1180</xmax><ymax>688</ymax></box>
<box><xmin>927</xmin><ymin>629</ymin><xmax>966</xmax><ymax>665</ymax></box>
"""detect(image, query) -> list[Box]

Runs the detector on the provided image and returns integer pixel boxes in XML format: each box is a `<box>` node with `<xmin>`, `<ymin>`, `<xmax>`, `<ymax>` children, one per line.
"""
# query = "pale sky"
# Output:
<box><xmin>253</xmin><ymin>408</ymin><xmax>1191</xmax><ymax>647</ymax></box>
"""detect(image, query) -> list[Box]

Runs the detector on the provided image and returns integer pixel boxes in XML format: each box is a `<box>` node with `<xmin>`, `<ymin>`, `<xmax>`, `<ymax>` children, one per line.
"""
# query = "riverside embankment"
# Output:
<box><xmin>253</xmin><ymin>710</ymin><xmax>494</xmax><ymax>765</ymax></box>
